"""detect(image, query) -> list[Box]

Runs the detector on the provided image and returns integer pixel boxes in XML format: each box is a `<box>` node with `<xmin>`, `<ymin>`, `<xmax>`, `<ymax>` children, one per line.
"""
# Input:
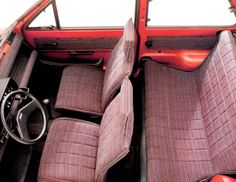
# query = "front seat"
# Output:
<box><xmin>55</xmin><ymin>19</ymin><xmax>136</xmax><ymax>116</ymax></box>
<box><xmin>38</xmin><ymin>78</ymin><xmax>134</xmax><ymax>182</ymax></box>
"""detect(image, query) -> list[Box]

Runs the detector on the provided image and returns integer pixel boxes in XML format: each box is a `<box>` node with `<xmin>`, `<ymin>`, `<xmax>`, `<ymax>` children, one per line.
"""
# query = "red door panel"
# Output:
<box><xmin>23</xmin><ymin>29</ymin><xmax>123</xmax><ymax>63</ymax></box>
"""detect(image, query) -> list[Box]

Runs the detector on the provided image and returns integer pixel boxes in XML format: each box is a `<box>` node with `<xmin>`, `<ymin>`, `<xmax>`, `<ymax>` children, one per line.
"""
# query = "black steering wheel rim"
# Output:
<box><xmin>0</xmin><ymin>89</ymin><xmax>47</xmax><ymax>145</ymax></box>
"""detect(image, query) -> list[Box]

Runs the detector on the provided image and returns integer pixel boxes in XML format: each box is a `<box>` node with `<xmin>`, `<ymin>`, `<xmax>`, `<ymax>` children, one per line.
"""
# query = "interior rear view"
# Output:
<box><xmin>1</xmin><ymin>0</ymin><xmax>236</xmax><ymax>182</ymax></box>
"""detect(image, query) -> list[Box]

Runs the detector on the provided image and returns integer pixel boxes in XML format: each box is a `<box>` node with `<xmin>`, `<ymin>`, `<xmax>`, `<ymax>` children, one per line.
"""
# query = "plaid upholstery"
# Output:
<box><xmin>96</xmin><ymin>78</ymin><xmax>134</xmax><ymax>181</ymax></box>
<box><xmin>101</xmin><ymin>18</ymin><xmax>136</xmax><ymax>109</ymax></box>
<box><xmin>55</xmin><ymin>65</ymin><xmax>104</xmax><ymax>116</ymax></box>
<box><xmin>38</xmin><ymin>118</ymin><xmax>99</xmax><ymax>182</ymax></box>
<box><xmin>144</xmin><ymin>31</ymin><xmax>236</xmax><ymax>182</ymax></box>
<box><xmin>199</xmin><ymin>31</ymin><xmax>236</xmax><ymax>173</ymax></box>
<box><xmin>145</xmin><ymin>62</ymin><xmax>213</xmax><ymax>182</ymax></box>
<box><xmin>38</xmin><ymin>78</ymin><xmax>134</xmax><ymax>182</ymax></box>
<box><xmin>55</xmin><ymin>19</ymin><xmax>136</xmax><ymax>115</ymax></box>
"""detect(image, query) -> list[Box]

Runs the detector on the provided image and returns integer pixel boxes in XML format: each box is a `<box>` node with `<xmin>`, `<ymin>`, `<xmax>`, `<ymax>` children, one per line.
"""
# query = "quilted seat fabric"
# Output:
<box><xmin>38</xmin><ymin>78</ymin><xmax>134</xmax><ymax>182</ymax></box>
<box><xmin>144</xmin><ymin>31</ymin><xmax>236</xmax><ymax>182</ymax></box>
<box><xmin>55</xmin><ymin>19</ymin><xmax>136</xmax><ymax>115</ymax></box>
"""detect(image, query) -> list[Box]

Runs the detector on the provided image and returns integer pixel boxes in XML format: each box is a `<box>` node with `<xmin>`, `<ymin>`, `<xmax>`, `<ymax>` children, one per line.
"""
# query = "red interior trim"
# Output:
<box><xmin>142</xmin><ymin>49</ymin><xmax>210</xmax><ymax>71</ymax></box>
<box><xmin>15</xmin><ymin>0</ymin><xmax>236</xmax><ymax>71</ymax></box>
<box><xmin>24</xmin><ymin>29</ymin><xmax>123</xmax><ymax>48</ymax></box>
<box><xmin>39</xmin><ymin>50</ymin><xmax>112</xmax><ymax>67</ymax></box>
<box><xmin>210</xmin><ymin>175</ymin><xmax>236</xmax><ymax>182</ymax></box>
<box><xmin>147</xmin><ymin>27</ymin><xmax>236</xmax><ymax>37</ymax></box>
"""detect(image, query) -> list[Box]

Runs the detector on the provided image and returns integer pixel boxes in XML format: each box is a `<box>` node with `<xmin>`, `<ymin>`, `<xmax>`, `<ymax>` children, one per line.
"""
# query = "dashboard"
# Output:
<box><xmin>0</xmin><ymin>78</ymin><xmax>18</xmax><ymax>159</ymax></box>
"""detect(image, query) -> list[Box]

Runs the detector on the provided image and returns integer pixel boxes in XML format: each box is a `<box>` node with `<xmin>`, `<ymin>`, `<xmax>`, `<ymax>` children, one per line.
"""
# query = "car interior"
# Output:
<box><xmin>1</xmin><ymin>0</ymin><xmax>236</xmax><ymax>182</ymax></box>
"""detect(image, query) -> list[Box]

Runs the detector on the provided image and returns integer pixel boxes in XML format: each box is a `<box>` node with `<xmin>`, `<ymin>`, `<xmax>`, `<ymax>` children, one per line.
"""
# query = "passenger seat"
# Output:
<box><xmin>38</xmin><ymin>78</ymin><xmax>134</xmax><ymax>182</ymax></box>
<box><xmin>55</xmin><ymin>19</ymin><xmax>136</xmax><ymax>116</ymax></box>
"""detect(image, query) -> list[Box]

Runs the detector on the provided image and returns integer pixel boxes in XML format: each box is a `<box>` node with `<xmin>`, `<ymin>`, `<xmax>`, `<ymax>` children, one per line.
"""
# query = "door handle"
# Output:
<box><xmin>69</xmin><ymin>51</ymin><xmax>94</xmax><ymax>56</ymax></box>
<box><xmin>45</xmin><ymin>42</ymin><xmax>58</xmax><ymax>46</ymax></box>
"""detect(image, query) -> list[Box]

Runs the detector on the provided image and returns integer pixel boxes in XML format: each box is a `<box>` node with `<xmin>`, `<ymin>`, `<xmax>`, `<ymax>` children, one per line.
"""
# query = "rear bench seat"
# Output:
<box><xmin>144</xmin><ymin>31</ymin><xmax>236</xmax><ymax>181</ymax></box>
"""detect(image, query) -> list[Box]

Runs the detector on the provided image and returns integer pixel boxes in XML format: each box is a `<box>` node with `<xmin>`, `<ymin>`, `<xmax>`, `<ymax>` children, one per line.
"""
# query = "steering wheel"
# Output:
<box><xmin>0</xmin><ymin>89</ymin><xmax>47</xmax><ymax>145</ymax></box>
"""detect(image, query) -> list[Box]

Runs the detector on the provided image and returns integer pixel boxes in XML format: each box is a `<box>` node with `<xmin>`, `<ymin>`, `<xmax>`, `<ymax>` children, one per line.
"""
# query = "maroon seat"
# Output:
<box><xmin>55</xmin><ymin>19</ymin><xmax>136</xmax><ymax>116</ymax></box>
<box><xmin>144</xmin><ymin>31</ymin><xmax>236</xmax><ymax>182</ymax></box>
<box><xmin>38</xmin><ymin>78</ymin><xmax>134</xmax><ymax>182</ymax></box>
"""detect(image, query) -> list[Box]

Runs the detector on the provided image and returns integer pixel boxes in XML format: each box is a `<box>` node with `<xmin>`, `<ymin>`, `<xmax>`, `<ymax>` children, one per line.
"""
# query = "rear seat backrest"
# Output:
<box><xmin>101</xmin><ymin>19</ymin><xmax>136</xmax><ymax>110</ymax></box>
<box><xmin>199</xmin><ymin>30</ymin><xmax>236</xmax><ymax>173</ymax></box>
<box><xmin>95</xmin><ymin>78</ymin><xmax>134</xmax><ymax>182</ymax></box>
<box><xmin>143</xmin><ymin>30</ymin><xmax>236</xmax><ymax>182</ymax></box>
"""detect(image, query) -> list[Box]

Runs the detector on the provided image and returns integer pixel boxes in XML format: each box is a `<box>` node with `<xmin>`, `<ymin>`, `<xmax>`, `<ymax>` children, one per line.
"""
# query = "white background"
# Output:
<box><xmin>148</xmin><ymin>0</ymin><xmax>235</xmax><ymax>26</ymax></box>
<box><xmin>0</xmin><ymin>0</ymin><xmax>37</xmax><ymax>30</ymax></box>
<box><xmin>0</xmin><ymin>0</ymin><xmax>235</xmax><ymax>31</ymax></box>
<box><xmin>29</xmin><ymin>0</ymin><xmax>136</xmax><ymax>28</ymax></box>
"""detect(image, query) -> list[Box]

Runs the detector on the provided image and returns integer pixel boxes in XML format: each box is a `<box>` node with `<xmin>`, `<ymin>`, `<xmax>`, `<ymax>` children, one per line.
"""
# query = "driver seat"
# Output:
<box><xmin>55</xmin><ymin>19</ymin><xmax>136</xmax><ymax>116</ymax></box>
<box><xmin>38</xmin><ymin>78</ymin><xmax>133</xmax><ymax>182</ymax></box>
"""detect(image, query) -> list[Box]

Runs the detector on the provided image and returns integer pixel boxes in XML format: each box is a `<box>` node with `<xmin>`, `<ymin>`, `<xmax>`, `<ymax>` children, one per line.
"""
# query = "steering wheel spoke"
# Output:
<box><xmin>16</xmin><ymin>100</ymin><xmax>38</xmax><ymax>139</ymax></box>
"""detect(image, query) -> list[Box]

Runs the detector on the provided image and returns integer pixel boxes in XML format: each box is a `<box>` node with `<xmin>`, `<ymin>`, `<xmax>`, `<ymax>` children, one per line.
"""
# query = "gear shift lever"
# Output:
<box><xmin>43</xmin><ymin>99</ymin><xmax>53</xmax><ymax>120</ymax></box>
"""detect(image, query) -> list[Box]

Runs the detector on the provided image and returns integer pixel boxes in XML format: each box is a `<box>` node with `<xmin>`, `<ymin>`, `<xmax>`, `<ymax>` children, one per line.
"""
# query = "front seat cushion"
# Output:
<box><xmin>38</xmin><ymin>118</ymin><xmax>99</xmax><ymax>182</ymax></box>
<box><xmin>55</xmin><ymin>65</ymin><xmax>104</xmax><ymax>116</ymax></box>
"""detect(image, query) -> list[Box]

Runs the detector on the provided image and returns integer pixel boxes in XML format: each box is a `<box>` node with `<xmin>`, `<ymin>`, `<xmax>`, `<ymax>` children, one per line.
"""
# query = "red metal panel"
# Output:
<box><xmin>210</xmin><ymin>175</ymin><xmax>236</xmax><ymax>182</ymax></box>
<box><xmin>230</xmin><ymin>0</ymin><xmax>236</xmax><ymax>7</ymax></box>
<box><xmin>15</xmin><ymin>0</ymin><xmax>50</xmax><ymax>35</ymax></box>
<box><xmin>138</xmin><ymin>0</ymin><xmax>236</xmax><ymax>70</ymax></box>
<box><xmin>147</xmin><ymin>27</ymin><xmax>236</xmax><ymax>37</ymax></box>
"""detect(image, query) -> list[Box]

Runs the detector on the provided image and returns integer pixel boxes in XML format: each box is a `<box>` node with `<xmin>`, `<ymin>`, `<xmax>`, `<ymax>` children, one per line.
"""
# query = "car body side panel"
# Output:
<box><xmin>14</xmin><ymin>0</ymin><xmax>236</xmax><ymax>70</ymax></box>
<box><xmin>137</xmin><ymin>0</ymin><xmax>236</xmax><ymax>71</ymax></box>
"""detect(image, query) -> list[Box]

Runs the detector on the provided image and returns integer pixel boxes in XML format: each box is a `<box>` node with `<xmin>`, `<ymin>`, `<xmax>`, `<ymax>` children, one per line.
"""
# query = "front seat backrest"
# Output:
<box><xmin>101</xmin><ymin>19</ymin><xmax>136</xmax><ymax>110</ymax></box>
<box><xmin>95</xmin><ymin>78</ymin><xmax>134</xmax><ymax>182</ymax></box>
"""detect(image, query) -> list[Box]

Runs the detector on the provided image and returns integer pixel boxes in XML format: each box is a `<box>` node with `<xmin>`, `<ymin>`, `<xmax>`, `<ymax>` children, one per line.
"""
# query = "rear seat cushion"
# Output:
<box><xmin>143</xmin><ymin>30</ymin><xmax>236</xmax><ymax>182</ymax></box>
<box><xmin>55</xmin><ymin>65</ymin><xmax>104</xmax><ymax>116</ymax></box>
<box><xmin>38</xmin><ymin>118</ymin><xmax>99</xmax><ymax>182</ymax></box>
<box><xmin>144</xmin><ymin>61</ymin><xmax>214</xmax><ymax>182</ymax></box>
